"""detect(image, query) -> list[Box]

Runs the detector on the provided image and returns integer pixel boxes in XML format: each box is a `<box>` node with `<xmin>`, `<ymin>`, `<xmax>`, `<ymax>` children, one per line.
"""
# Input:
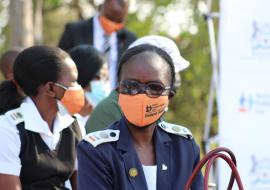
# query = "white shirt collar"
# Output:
<box><xmin>94</xmin><ymin>14</ymin><xmax>104</xmax><ymax>36</ymax></box>
<box><xmin>20</xmin><ymin>97</ymin><xmax>74</xmax><ymax>136</ymax></box>
<box><xmin>93</xmin><ymin>14</ymin><xmax>118</xmax><ymax>89</ymax></box>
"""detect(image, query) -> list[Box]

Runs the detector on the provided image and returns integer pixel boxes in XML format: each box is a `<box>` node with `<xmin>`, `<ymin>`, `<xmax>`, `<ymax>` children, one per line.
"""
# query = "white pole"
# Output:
<box><xmin>203</xmin><ymin>0</ymin><xmax>219</xmax><ymax>152</ymax></box>
<box><xmin>203</xmin><ymin>0</ymin><xmax>220</xmax><ymax>188</ymax></box>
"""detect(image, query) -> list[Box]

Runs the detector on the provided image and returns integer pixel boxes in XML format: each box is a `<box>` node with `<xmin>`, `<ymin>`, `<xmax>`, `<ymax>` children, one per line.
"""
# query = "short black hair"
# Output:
<box><xmin>0</xmin><ymin>46</ymin><xmax>69</xmax><ymax>114</ymax></box>
<box><xmin>14</xmin><ymin>46</ymin><xmax>69</xmax><ymax>96</ymax></box>
<box><xmin>117</xmin><ymin>44</ymin><xmax>175</xmax><ymax>88</ymax></box>
<box><xmin>69</xmin><ymin>45</ymin><xmax>104</xmax><ymax>88</ymax></box>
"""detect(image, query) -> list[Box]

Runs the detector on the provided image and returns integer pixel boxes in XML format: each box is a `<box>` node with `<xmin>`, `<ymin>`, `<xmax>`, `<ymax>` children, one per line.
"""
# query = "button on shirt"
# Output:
<box><xmin>0</xmin><ymin>97</ymin><xmax>85</xmax><ymax>176</ymax></box>
<box><xmin>93</xmin><ymin>14</ymin><xmax>118</xmax><ymax>89</ymax></box>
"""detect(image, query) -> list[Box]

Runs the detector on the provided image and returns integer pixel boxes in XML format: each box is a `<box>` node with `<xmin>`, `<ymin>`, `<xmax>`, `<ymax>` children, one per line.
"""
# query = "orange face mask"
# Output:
<box><xmin>60</xmin><ymin>85</ymin><xmax>85</xmax><ymax>115</ymax></box>
<box><xmin>118</xmin><ymin>94</ymin><xmax>169</xmax><ymax>127</ymax></box>
<box><xmin>99</xmin><ymin>15</ymin><xmax>124</xmax><ymax>35</ymax></box>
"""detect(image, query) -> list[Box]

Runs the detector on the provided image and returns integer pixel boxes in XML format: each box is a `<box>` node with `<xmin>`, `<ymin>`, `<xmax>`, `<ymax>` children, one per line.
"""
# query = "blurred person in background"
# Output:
<box><xmin>68</xmin><ymin>44</ymin><xmax>110</xmax><ymax>127</ymax></box>
<box><xmin>58</xmin><ymin>0</ymin><xmax>137</xmax><ymax>90</ymax></box>
<box><xmin>77</xmin><ymin>37</ymin><xmax>203</xmax><ymax>189</ymax></box>
<box><xmin>85</xmin><ymin>88</ymin><xmax>121</xmax><ymax>133</ymax></box>
<box><xmin>0</xmin><ymin>49</ymin><xmax>24</xmax><ymax>114</ymax></box>
<box><xmin>85</xmin><ymin>35</ymin><xmax>183</xmax><ymax>133</ymax></box>
<box><xmin>0</xmin><ymin>46</ymin><xmax>84</xmax><ymax>190</ymax></box>
<box><xmin>0</xmin><ymin>48</ymin><xmax>21</xmax><ymax>80</ymax></box>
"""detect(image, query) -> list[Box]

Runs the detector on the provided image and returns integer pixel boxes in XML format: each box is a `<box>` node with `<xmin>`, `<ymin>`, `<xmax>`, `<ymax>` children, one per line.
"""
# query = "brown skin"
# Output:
<box><xmin>0</xmin><ymin>57</ymin><xmax>79</xmax><ymax>190</ymax></box>
<box><xmin>0</xmin><ymin>174</ymin><xmax>21</xmax><ymax>190</ymax></box>
<box><xmin>79</xmin><ymin>84</ymin><xmax>93</xmax><ymax>116</ymax></box>
<box><xmin>32</xmin><ymin>57</ymin><xmax>78</xmax><ymax>131</ymax></box>
<box><xmin>100</xmin><ymin>0</ymin><xmax>129</xmax><ymax>23</ymax></box>
<box><xmin>0</xmin><ymin>49</ymin><xmax>20</xmax><ymax>80</ymax></box>
<box><xmin>120</xmin><ymin>51</ymin><xmax>172</xmax><ymax>165</ymax></box>
<box><xmin>3</xmin><ymin>63</ymin><xmax>13</xmax><ymax>80</ymax></box>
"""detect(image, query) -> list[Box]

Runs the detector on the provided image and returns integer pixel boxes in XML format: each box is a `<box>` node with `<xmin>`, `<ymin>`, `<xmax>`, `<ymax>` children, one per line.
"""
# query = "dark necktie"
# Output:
<box><xmin>103</xmin><ymin>34</ymin><xmax>111</xmax><ymax>63</ymax></box>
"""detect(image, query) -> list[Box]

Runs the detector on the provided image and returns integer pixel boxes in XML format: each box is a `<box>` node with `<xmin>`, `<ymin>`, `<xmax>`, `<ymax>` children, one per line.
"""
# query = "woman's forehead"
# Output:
<box><xmin>121</xmin><ymin>52</ymin><xmax>171</xmax><ymax>84</ymax></box>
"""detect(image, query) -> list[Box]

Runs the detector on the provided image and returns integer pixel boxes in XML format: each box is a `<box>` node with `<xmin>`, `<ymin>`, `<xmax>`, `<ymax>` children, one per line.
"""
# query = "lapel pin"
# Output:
<box><xmin>162</xmin><ymin>164</ymin><xmax>168</xmax><ymax>171</ymax></box>
<box><xmin>129</xmin><ymin>168</ymin><xmax>138</xmax><ymax>178</ymax></box>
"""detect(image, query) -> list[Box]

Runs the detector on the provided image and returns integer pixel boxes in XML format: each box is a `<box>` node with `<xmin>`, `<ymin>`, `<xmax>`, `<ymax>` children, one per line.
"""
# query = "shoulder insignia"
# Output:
<box><xmin>158</xmin><ymin>121</ymin><xmax>193</xmax><ymax>139</ymax></box>
<box><xmin>5</xmin><ymin>108</ymin><xmax>24</xmax><ymax>125</ymax></box>
<box><xmin>84</xmin><ymin>129</ymin><xmax>120</xmax><ymax>147</ymax></box>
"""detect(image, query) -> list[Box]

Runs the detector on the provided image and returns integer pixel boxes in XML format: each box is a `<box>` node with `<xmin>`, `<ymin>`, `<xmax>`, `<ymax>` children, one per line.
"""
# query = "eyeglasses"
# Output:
<box><xmin>54</xmin><ymin>83</ymin><xmax>82</xmax><ymax>91</ymax></box>
<box><xmin>118</xmin><ymin>80</ymin><xmax>171</xmax><ymax>98</ymax></box>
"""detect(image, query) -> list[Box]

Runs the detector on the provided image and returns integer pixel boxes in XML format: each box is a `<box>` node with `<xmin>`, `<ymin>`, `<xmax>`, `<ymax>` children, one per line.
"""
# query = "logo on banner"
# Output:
<box><xmin>238</xmin><ymin>92</ymin><xmax>270</xmax><ymax>114</ymax></box>
<box><xmin>251</xmin><ymin>21</ymin><xmax>270</xmax><ymax>52</ymax></box>
<box><xmin>250</xmin><ymin>155</ymin><xmax>270</xmax><ymax>189</ymax></box>
<box><xmin>239</xmin><ymin>93</ymin><xmax>253</xmax><ymax>112</ymax></box>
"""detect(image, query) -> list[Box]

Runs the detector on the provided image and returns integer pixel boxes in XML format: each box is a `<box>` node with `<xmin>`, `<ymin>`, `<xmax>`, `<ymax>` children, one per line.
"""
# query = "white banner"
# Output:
<box><xmin>218</xmin><ymin>0</ymin><xmax>270</xmax><ymax>189</ymax></box>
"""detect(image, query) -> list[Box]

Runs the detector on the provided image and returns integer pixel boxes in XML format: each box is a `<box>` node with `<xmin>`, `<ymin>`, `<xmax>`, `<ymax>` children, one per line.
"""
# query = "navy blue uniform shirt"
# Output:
<box><xmin>77</xmin><ymin>117</ymin><xmax>203</xmax><ymax>190</ymax></box>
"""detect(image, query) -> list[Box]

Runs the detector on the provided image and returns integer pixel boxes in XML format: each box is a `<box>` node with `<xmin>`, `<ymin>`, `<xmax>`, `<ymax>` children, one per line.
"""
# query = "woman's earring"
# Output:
<box><xmin>164</xmin><ymin>106</ymin><xmax>168</xmax><ymax>112</ymax></box>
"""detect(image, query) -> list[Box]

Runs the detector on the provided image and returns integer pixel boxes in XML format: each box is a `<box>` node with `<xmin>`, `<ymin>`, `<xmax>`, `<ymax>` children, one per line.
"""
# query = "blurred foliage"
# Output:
<box><xmin>0</xmin><ymin>0</ymin><xmax>219</xmax><ymax>142</ymax></box>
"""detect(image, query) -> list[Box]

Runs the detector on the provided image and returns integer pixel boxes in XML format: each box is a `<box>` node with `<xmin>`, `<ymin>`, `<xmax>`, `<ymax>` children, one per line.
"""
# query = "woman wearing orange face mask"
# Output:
<box><xmin>77</xmin><ymin>36</ymin><xmax>204</xmax><ymax>190</ymax></box>
<box><xmin>0</xmin><ymin>46</ymin><xmax>85</xmax><ymax>190</ymax></box>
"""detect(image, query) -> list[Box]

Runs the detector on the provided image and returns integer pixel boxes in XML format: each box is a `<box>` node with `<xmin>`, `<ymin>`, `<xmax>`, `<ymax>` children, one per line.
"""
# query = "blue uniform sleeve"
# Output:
<box><xmin>77</xmin><ymin>140</ymin><xmax>113</xmax><ymax>190</ymax></box>
<box><xmin>191</xmin><ymin>141</ymin><xmax>204</xmax><ymax>190</ymax></box>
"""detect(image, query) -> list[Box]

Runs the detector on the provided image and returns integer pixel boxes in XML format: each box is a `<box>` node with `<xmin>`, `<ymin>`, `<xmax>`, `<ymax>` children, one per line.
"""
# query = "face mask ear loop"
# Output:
<box><xmin>156</xmin><ymin>117</ymin><xmax>164</xmax><ymax>125</ymax></box>
<box><xmin>54</xmin><ymin>95</ymin><xmax>62</xmax><ymax>101</ymax></box>
<box><xmin>53</xmin><ymin>82</ymin><xmax>67</xmax><ymax>101</ymax></box>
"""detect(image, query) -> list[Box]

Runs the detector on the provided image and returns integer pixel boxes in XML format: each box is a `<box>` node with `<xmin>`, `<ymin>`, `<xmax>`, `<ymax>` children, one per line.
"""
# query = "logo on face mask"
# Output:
<box><xmin>118</xmin><ymin>94</ymin><xmax>169</xmax><ymax>127</ymax></box>
<box><xmin>146</xmin><ymin>105</ymin><xmax>152</xmax><ymax>113</ymax></box>
<box><xmin>144</xmin><ymin>103</ymin><xmax>167</xmax><ymax>118</ymax></box>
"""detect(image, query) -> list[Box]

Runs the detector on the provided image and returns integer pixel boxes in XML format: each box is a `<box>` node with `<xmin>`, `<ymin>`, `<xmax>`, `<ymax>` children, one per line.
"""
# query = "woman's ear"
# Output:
<box><xmin>45</xmin><ymin>82</ymin><xmax>56</xmax><ymax>97</ymax></box>
<box><xmin>169</xmin><ymin>90</ymin><xmax>176</xmax><ymax>99</ymax></box>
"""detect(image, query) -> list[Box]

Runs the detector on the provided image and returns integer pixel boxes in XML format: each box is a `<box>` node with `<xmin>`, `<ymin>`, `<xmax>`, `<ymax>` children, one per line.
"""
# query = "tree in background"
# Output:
<box><xmin>9</xmin><ymin>0</ymin><xmax>34</xmax><ymax>48</ymax></box>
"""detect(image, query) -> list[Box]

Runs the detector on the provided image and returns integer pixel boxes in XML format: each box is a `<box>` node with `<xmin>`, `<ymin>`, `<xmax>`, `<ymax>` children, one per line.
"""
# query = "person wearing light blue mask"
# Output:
<box><xmin>85</xmin><ymin>80</ymin><xmax>110</xmax><ymax>107</ymax></box>
<box><xmin>69</xmin><ymin>44</ymin><xmax>110</xmax><ymax>127</ymax></box>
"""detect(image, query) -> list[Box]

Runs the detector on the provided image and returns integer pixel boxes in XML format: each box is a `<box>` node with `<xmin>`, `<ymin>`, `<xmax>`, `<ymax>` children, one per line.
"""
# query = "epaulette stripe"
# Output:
<box><xmin>88</xmin><ymin>136</ymin><xmax>96</xmax><ymax>141</ymax></box>
<box><xmin>93</xmin><ymin>135</ymin><xmax>100</xmax><ymax>140</ymax></box>
<box><xmin>84</xmin><ymin>129</ymin><xmax>120</xmax><ymax>147</ymax></box>
<box><xmin>158</xmin><ymin>121</ymin><xmax>193</xmax><ymax>139</ymax></box>
<box><xmin>5</xmin><ymin>108</ymin><xmax>24</xmax><ymax>125</ymax></box>
<box><xmin>10</xmin><ymin>114</ymin><xmax>16</xmax><ymax>120</ymax></box>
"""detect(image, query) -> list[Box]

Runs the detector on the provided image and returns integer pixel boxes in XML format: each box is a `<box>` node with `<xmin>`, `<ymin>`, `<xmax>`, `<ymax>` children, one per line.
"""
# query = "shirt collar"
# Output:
<box><xmin>115</xmin><ymin>117</ymin><xmax>172</xmax><ymax>152</ymax></box>
<box><xmin>20</xmin><ymin>97</ymin><xmax>74</xmax><ymax>136</ymax></box>
<box><xmin>94</xmin><ymin>14</ymin><xmax>106</xmax><ymax>36</ymax></box>
<box><xmin>94</xmin><ymin>14</ymin><xmax>117</xmax><ymax>37</ymax></box>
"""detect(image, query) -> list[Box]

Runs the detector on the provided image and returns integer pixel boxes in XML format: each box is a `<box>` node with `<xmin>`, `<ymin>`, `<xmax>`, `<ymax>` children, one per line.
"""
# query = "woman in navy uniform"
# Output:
<box><xmin>77</xmin><ymin>36</ymin><xmax>204</xmax><ymax>190</ymax></box>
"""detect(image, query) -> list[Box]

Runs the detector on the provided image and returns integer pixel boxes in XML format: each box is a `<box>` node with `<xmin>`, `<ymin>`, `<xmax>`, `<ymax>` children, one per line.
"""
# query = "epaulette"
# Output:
<box><xmin>5</xmin><ymin>108</ymin><xmax>24</xmax><ymax>125</ymax></box>
<box><xmin>84</xmin><ymin>129</ymin><xmax>120</xmax><ymax>147</ymax></box>
<box><xmin>158</xmin><ymin>121</ymin><xmax>193</xmax><ymax>139</ymax></box>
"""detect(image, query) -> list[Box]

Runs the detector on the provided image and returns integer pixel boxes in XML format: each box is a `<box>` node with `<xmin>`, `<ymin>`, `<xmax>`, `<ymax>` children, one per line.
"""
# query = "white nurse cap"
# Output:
<box><xmin>128</xmin><ymin>35</ymin><xmax>190</xmax><ymax>72</ymax></box>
